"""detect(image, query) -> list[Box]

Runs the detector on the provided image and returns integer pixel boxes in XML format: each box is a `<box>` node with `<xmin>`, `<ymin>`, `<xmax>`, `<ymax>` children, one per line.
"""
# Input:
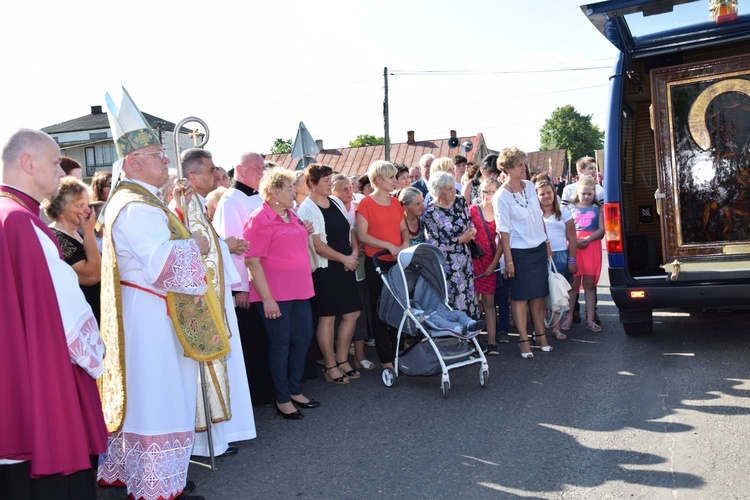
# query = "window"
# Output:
<box><xmin>90</xmin><ymin>132</ymin><xmax>107</xmax><ymax>140</ymax></box>
<box><xmin>85</xmin><ymin>144</ymin><xmax>117</xmax><ymax>168</ymax></box>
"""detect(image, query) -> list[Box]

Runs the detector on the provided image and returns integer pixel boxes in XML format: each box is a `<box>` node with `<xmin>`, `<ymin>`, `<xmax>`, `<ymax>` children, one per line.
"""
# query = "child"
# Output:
<box><xmin>561</xmin><ymin>176</ymin><xmax>604</xmax><ymax>332</ymax></box>
<box><xmin>536</xmin><ymin>180</ymin><xmax>577</xmax><ymax>339</ymax></box>
<box><xmin>411</xmin><ymin>301</ymin><xmax>485</xmax><ymax>338</ymax></box>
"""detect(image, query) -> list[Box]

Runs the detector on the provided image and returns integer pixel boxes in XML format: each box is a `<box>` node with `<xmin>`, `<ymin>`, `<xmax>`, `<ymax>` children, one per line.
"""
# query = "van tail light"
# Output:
<box><xmin>604</xmin><ymin>202</ymin><xmax>623</xmax><ymax>253</ymax></box>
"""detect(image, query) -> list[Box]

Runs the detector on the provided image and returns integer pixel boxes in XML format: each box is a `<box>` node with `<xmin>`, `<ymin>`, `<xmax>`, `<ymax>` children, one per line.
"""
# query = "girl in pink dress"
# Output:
<box><xmin>563</xmin><ymin>177</ymin><xmax>604</xmax><ymax>332</ymax></box>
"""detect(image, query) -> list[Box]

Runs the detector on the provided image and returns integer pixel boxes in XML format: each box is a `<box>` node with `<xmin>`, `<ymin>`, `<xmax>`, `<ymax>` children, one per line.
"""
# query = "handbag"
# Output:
<box><xmin>545</xmin><ymin>257</ymin><xmax>572</xmax><ymax>327</ymax></box>
<box><xmin>467</xmin><ymin>240</ymin><xmax>485</xmax><ymax>259</ymax></box>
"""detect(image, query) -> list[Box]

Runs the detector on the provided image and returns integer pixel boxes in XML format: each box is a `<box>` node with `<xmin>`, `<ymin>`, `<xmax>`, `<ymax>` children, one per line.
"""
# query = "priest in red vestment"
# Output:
<box><xmin>0</xmin><ymin>128</ymin><xmax>108</xmax><ymax>499</ymax></box>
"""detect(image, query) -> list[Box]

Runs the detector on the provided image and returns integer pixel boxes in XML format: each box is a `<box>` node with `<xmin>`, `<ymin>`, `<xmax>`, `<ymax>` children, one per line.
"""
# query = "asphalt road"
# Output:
<box><xmin>98</xmin><ymin>255</ymin><xmax>750</xmax><ymax>499</ymax></box>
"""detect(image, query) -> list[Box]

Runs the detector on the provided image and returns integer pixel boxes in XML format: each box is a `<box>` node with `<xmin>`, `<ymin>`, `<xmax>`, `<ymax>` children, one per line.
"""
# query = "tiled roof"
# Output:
<box><xmin>265</xmin><ymin>133</ymin><xmax>488</xmax><ymax>178</ymax></box>
<box><xmin>526</xmin><ymin>149</ymin><xmax>568</xmax><ymax>178</ymax></box>
<box><xmin>42</xmin><ymin>110</ymin><xmax>176</xmax><ymax>134</ymax></box>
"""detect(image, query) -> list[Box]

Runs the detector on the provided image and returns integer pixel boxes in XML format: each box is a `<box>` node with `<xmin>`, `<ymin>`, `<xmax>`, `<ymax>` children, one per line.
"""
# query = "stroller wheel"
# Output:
<box><xmin>479</xmin><ymin>368</ymin><xmax>489</xmax><ymax>388</ymax></box>
<box><xmin>382</xmin><ymin>368</ymin><xmax>395</xmax><ymax>387</ymax></box>
<box><xmin>441</xmin><ymin>380</ymin><xmax>450</xmax><ymax>399</ymax></box>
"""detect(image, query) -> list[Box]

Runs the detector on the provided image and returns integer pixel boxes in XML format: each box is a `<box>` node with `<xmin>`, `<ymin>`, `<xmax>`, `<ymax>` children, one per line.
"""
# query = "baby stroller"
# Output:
<box><xmin>374</xmin><ymin>244</ymin><xmax>489</xmax><ymax>398</ymax></box>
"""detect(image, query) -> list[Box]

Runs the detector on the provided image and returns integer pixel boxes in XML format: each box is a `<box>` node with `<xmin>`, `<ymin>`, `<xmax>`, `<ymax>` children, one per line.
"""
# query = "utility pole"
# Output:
<box><xmin>383</xmin><ymin>67</ymin><xmax>390</xmax><ymax>161</ymax></box>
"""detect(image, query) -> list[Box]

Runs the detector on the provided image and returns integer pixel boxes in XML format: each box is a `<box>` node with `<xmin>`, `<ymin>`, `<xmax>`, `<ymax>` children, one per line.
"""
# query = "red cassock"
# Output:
<box><xmin>0</xmin><ymin>186</ymin><xmax>107</xmax><ymax>478</ymax></box>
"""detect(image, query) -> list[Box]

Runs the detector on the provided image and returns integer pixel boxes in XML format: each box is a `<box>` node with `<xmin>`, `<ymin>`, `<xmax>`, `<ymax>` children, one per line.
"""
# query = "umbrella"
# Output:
<box><xmin>291</xmin><ymin>121</ymin><xmax>320</xmax><ymax>170</ymax></box>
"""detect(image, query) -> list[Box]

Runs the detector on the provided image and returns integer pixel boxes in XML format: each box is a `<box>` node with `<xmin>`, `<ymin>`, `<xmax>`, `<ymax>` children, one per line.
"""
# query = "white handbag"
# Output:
<box><xmin>545</xmin><ymin>257</ymin><xmax>572</xmax><ymax>327</ymax></box>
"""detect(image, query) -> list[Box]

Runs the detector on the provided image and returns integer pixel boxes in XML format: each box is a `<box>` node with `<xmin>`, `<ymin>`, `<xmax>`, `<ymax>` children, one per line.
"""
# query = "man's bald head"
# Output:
<box><xmin>1</xmin><ymin>128</ymin><xmax>63</xmax><ymax>201</ymax></box>
<box><xmin>2</xmin><ymin>129</ymin><xmax>55</xmax><ymax>168</ymax></box>
<box><xmin>235</xmin><ymin>152</ymin><xmax>265</xmax><ymax>190</ymax></box>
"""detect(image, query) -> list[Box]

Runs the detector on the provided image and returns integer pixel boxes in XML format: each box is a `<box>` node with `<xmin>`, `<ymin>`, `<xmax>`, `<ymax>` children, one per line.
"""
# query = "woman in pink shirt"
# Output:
<box><xmin>244</xmin><ymin>168</ymin><xmax>316</xmax><ymax>420</ymax></box>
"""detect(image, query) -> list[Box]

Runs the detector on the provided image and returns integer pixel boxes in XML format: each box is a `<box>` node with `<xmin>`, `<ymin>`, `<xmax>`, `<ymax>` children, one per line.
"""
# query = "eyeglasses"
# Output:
<box><xmin>133</xmin><ymin>150</ymin><xmax>167</xmax><ymax>160</ymax></box>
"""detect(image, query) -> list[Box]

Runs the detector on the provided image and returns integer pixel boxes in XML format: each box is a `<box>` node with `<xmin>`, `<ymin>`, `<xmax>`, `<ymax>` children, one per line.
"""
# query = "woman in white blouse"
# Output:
<box><xmin>493</xmin><ymin>147</ymin><xmax>553</xmax><ymax>359</ymax></box>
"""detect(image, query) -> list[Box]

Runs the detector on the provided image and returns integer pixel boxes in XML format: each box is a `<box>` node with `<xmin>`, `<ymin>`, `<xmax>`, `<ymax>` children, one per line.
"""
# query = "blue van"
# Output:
<box><xmin>581</xmin><ymin>0</ymin><xmax>750</xmax><ymax>334</ymax></box>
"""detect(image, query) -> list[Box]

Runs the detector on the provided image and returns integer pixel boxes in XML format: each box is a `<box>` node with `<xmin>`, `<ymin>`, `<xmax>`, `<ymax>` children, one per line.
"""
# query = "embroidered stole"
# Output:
<box><xmin>99</xmin><ymin>181</ymin><xmax>230</xmax><ymax>432</ymax></box>
<box><xmin>185</xmin><ymin>196</ymin><xmax>232</xmax><ymax>428</ymax></box>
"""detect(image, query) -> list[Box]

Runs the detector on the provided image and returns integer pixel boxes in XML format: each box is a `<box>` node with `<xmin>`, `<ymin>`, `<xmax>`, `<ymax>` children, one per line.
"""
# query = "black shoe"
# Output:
<box><xmin>275</xmin><ymin>403</ymin><xmax>304</xmax><ymax>420</ymax></box>
<box><xmin>290</xmin><ymin>397</ymin><xmax>321</xmax><ymax>409</ymax></box>
<box><xmin>594</xmin><ymin>311</ymin><xmax>601</xmax><ymax>325</ymax></box>
<box><xmin>487</xmin><ymin>344</ymin><xmax>499</xmax><ymax>356</ymax></box>
<box><xmin>497</xmin><ymin>331</ymin><xmax>510</xmax><ymax>344</ymax></box>
<box><xmin>184</xmin><ymin>481</ymin><xmax>196</xmax><ymax>493</ymax></box>
<box><xmin>217</xmin><ymin>445</ymin><xmax>239</xmax><ymax>457</ymax></box>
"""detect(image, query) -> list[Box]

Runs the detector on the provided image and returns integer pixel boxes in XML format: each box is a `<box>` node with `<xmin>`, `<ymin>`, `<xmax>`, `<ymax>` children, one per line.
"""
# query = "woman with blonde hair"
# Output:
<box><xmin>243</xmin><ymin>168</ymin><xmax>318</xmax><ymax>419</ymax></box>
<box><xmin>356</xmin><ymin>160</ymin><xmax>409</xmax><ymax>371</ymax></box>
<box><xmin>398</xmin><ymin>186</ymin><xmax>426</xmax><ymax>246</ymax></box>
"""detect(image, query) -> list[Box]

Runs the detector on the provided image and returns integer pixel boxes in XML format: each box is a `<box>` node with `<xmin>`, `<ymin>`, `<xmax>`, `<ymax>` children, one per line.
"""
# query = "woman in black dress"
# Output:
<box><xmin>298</xmin><ymin>164</ymin><xmax>362</xmax><ymax>384</ymax></box>
<box><xmin>42</xmin><ymin>176</ymin><xmax>101</xmax><ymax>323</ymax></box>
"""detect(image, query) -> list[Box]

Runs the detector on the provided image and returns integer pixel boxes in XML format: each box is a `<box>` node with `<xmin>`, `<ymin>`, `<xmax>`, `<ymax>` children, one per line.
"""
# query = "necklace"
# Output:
<box><xmin>405</xmin><ymin>214</ymin><xmax>420</xmax><ymax>236</ymax></box>
<box><xmin>508</xmin><ymin>182</ymin><xmax>529</xmax><ymax>208</ymax></box>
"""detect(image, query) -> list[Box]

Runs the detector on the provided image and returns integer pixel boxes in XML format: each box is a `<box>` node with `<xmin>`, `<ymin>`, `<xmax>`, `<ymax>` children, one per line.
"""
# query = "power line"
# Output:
<box><xmin>390</xmin><ymin>66</ymin><xmax>613</xmax><ymax>76</ymax></box>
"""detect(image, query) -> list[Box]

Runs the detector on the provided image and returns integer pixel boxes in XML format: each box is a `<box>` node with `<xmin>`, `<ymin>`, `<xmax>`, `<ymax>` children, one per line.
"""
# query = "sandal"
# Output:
<box><xmin>551</xmin><ymin>329</ymin><xmax>567</xmax><ymax>341</ymax></box>
<box><xmin>532</xmin><ymin>333</ymin><xmax>553</xmax><ymax>352</ymax></box>
<box><xmin>323</xmin><ymin>365</ymin><xmax>349</xmax><ymax>384</ymax></box>
<box><xmin>337</xmin><ymin>360</ymin><xmax>360</xmax><ymax>379</ymax></box>
<box><xmin>560</xmin><ymin>315</ymin><xmax>573</xmax><ymax>331</ymax></box>
<box><xmin>519</xmin><ymin>339</ymin><xmax>534</xmax><ymax>359</ymax></box>
<box><xmin>586</xmin><ymin>319</ymin><xmax>602</xmax><ymax>333</ymax></box>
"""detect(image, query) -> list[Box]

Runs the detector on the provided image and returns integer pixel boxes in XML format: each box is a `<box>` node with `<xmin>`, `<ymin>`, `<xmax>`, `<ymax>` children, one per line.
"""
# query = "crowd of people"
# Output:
<box><xmin>0</xmin><ymin>91</ymin><xmax>605</xmax><ymax>499</ymax></box>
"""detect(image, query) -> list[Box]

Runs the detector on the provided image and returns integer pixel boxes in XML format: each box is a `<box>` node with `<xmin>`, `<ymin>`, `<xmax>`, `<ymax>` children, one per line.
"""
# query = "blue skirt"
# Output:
<box><xmin>509</xmin><ymin>242</ymin><xmax>549</xmax><ymax>301</ymax></box>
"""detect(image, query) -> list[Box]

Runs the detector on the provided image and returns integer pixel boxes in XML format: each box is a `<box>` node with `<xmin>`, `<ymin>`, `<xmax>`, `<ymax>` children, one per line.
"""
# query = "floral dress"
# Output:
<box><xmin>423</xmin><ymin>195</ymin><xmax>479</xmax><ymax>319</ymax></box>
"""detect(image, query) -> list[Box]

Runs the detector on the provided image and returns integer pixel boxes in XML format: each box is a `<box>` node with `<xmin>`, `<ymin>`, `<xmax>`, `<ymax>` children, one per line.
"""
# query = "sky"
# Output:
<box><xmin>0</xmin><ymin>0</ymin><xmax>624</xmax><ymax>169</ymax></box>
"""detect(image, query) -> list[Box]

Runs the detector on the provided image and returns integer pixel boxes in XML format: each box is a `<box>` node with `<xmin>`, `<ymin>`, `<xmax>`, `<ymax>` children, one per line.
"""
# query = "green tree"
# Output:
<box><xmin>271</xmin><ymin>138</ymin><xmax>292</xmax><ymax>154</ymax></box>
<box><xmin>539</xmin><ymin>105</ymin><xmax>604</xmax><ymax>174</ymax></box>
<box><xmin>349</xmin><ymin>134</ymin><xmax>386</xmax><ymax>148</ymax></box>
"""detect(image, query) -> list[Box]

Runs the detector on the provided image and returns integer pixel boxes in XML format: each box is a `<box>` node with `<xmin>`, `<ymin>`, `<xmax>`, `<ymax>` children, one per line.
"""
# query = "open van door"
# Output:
<box><xmin>581</xmin><ymin>0</ymin><xmax>750</xmax><ymax>334</ymax></box>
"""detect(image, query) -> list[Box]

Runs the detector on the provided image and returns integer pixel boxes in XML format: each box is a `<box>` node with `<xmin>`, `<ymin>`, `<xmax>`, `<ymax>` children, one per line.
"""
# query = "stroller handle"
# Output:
<box><xmin>372</xmin><ymin>250</ymin><xmax>392</xmax><ymax>273</ymax></box>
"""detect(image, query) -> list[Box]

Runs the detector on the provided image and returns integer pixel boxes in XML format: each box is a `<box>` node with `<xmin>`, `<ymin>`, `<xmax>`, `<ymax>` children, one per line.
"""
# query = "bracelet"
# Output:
<box><xmin>568</xmin><ymin>257</ymin><xmax>577</xmax><ymax>263</ymax></box>
<box><xmin>507</xmin><ymin>262</ymin><xmax>514</xmax><ymax>266</ymax></box>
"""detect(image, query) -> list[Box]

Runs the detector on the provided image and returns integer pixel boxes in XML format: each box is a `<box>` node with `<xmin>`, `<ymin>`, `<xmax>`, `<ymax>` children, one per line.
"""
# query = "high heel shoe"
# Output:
<box><xmin>519</xmin><ymin>339</ymin><xmax>534</xmax><ymax>359</ymax></box>
<box><xmin>323</xmin><ymin>365</ymin><xmax>349</xmax><ymax>384</ymax></box>
<box><xmin>532</xmin><ymin>333</ymin><xmax>553</xmax><ymax>352</ymax></box>
<box><xmin>336</xmin><ymin>360</ymin><xmax>360</xmax><ymax>379</ymax></box>
<box><xmin>275</xmin><ymin>402</ymin><xmax>303</xmax><ymax>420</ymax></box>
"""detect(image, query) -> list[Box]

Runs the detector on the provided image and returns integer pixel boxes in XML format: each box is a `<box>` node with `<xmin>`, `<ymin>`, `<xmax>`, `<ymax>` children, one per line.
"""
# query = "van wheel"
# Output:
<box><xmin>623</xmin><ymin>319</ymin><xmax>653</xmax><ymax>336</ymax></box>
